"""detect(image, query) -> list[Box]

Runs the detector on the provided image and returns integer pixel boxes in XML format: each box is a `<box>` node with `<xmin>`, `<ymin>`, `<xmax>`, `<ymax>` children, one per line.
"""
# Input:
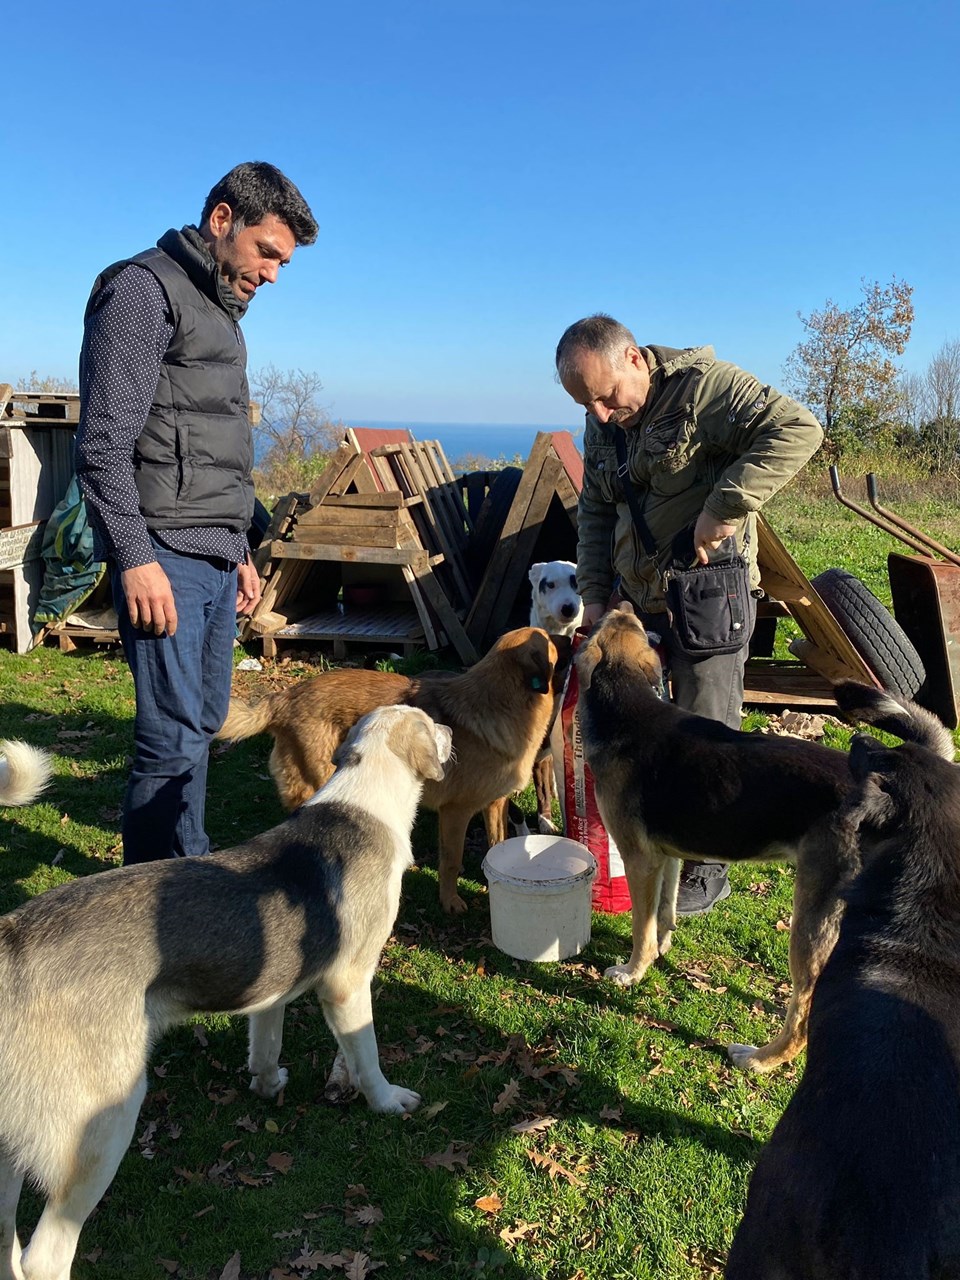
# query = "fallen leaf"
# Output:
<box><xmin>474</xmin><ymin>1193</ymin><xmax>503</xmax><ymax>1214</ymax></box>
<box><xmin>525</xmin><ymin>1149</ymin><xmax>584</xmax><ymax>1186</ymax></box>
<box><xmin>418</xmin><ymin>1100</ymin><xmax>448</xmax><ymax>1119</ymax></box>
<box><xmin>509</xmin><ymin>1115</ymin><xmax>558</xmax><ymax>1135</ymax></box>
<box><xmin>492</xmin><ymin>1079</ymin><xmax>520</xmax><ymax>1115</ymax></box>
<box><xmin>219</xmin><ymin>1252</ymin><xmax>241</xmax><ymax>1280</ymax></box>
<box><xmin>292</xmin><ymin>1248</ymin><xmax>347</xmax><ymax>1272</ymax></box>
<box><xmin>499</xmin><ymin>1221</ymin><xmax>539</xmax><ymax>1244</ymax></box>
<box><xmin>421</xmin><ymin>1142</ymin><xmax>471</xmax><ymax>1171</ymax></box>
<box><xmin>353</xmin><ymin>1205</ymin><xmax>384</xmax><ymax>1226</ymax></box>
<box><xmin>344</xmin><ymin>1251</ymin><xmax>371</xmax><ymax>1279</ymax></box>
<box><xmin>157</xmin><ymin>1261</ymin><xmax>180</xmax><ymax>1275</ymax></box>
<box><xmin>599</xmin><ymin>1105</ymin><xmax>623</xmax><ymax>1121</ymax></box>
<box><xmin>267</xmin><ymin>1151</ymin><xmax>294</xmax><ymax>1174</ymax></box>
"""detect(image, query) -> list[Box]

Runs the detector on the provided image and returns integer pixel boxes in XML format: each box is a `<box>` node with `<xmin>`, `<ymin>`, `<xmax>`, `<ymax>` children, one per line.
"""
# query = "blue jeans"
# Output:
<box><xmin>111</xmin><ymin>540</ymin><xmax>237</xmax><ymax>863</ymax></box>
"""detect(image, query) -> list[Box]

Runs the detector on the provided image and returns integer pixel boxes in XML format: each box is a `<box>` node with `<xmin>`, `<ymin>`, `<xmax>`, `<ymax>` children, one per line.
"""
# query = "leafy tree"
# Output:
<box><xmin>248</xmin><ymin>365</ymin><xmax>341</xmax><ymax>498</ymax></box>
<box><xmin>784</xmin><ymin>277</ymin><xmax>914</xmax><ymax>435</ymax></box>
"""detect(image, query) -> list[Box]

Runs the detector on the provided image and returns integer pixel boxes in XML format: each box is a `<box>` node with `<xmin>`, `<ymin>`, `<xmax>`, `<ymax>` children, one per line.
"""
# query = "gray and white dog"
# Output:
<box><xmin>0</xmin><ymin>704</ymin><xmax>451</xmax><ymax>1280</ymax></box>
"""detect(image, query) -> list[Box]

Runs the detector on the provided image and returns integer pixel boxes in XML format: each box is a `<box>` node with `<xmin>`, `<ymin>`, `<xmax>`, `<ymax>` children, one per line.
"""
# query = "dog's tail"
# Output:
<box><xmin>216</xmin><ymin>695</ymin><xmax>278</xmax><ymax>742</ymax></box>
<box><xmin>0</xmin><ymin>740</ymin><xmax>53</xmax><ymax>806</ymax></box>
<box><xmin>833</xmin><ymin>681</ymin><xmax>956</xmax><ymax>761</ymax></box>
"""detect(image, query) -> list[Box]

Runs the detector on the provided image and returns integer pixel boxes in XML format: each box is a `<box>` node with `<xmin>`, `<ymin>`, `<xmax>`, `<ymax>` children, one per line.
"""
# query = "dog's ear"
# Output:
<box><xmin>520</xmin><ymin>629</ymin><xmax>556</xmax><ymax>694</ymax></box>
<box><xmin>332</xmin><ymin>732</ymin><xmax>362</xmax><ymax>773</ymax></box>
<box><xmin>550</xmin><ymin>634</ymin><xmax>574</xmax><ymax>690</ymax></box>
<box><xmin>528</xmin><ymin>563</ymin><xmax>545</xmax><ymax>589</ymax></box>
<box><xmin>618</xmin><ymin>600</ymin><xmax>636</xmax><ymax>617</ymax></box>
<box><xmin>394</xmin><ymin>713</ymin><xmax>448</xmax><ymax>782</ymax></box>
<box><xmin>575</xmin><ymin>633</ymin><xmax>602</xmax><ymax>691</ymax></box>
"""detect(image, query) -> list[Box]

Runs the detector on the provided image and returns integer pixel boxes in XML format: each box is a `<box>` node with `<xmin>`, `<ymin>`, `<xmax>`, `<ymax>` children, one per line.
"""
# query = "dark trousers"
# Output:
<box><xmin>111</xmin><ymin>540</ymin><xmax>237</xmax><ymax>863</ymax></box>
<box><xmin>639</xmin><ymin>608</ymin><xmax>752</xmax><ymax>729</ymax></box>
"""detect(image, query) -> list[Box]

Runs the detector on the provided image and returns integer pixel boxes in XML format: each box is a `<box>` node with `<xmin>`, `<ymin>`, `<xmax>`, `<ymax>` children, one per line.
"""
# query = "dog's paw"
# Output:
<box><xmin>249</xmin><ymin>1066</ymin><xmax>288</xmax><ymax>1099</ymax></box>
<box><xmin>603</xmin><ymin>963</ymin><xmax>639</xmax><ymax>987</ymax></box>
<box><xmin>656</xmin><ymin>929</ymin><xmax>674</xmax><ymax>957</ymax></box>
<box><xmin>727</xmin><ymin>1043</ymin><xmax>762</xmax><ymax>1072</ymax></box>
<box><xmin>537</xmin><ymin>814</ymin><xmax>559</xmax><ymax>836</ymax></box>
<box><xmin>370</xmin><ymin>1084</ymin><xmax>422</xmax><ymax>1114</ymax></box>
<box><xmin>441</xmin><ymin>892</ymin><xmax>469</xmax><ymax>915</ymax></box>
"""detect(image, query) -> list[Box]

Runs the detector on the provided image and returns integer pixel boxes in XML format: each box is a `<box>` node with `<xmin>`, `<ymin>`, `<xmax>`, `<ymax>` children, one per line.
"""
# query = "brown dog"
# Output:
<box><xmin>575</xmin><ymin>605</ymin><xmax>954</xmax><ymax>1071</ymax></box>
<box><xmin>219</xmin><ymin>627</ymin><xmax>567</xmax><ymax>912</ymax></box>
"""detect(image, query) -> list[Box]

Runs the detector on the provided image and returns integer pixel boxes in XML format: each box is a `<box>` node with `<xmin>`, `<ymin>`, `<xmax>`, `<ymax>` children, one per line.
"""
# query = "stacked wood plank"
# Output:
<box><xmin>244</xmin><ymin>428</ymin><xmax>479</xmax><ymax>662</ymax></box>
<box><xmin>0</xmin><ymin>385</ymin><xmax>79</xmax><ymax>651</ymax></box>
<box><xmin>465</xmin><ymin>431</ymin><xmax>581</xmax><ymax>650</ymax></box>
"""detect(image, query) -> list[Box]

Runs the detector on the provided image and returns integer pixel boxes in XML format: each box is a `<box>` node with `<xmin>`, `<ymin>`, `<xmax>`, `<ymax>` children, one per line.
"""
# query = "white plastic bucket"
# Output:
<box><xmin>481</xmin><ymin>835</ymin><xmax>597</xmax><ymax>962</ymax></box>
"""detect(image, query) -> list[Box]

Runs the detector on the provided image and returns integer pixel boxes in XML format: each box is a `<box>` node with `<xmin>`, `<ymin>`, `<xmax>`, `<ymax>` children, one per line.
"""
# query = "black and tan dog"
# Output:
<box><xmin>575</xmin><ymin>605</ymin><xmax>954</xmax><ymax>1072</ymax></box>
<box><xmin>726</xmin><ymin>727</ymin><xmax>960</xmax><ymax>1279</ymax></box>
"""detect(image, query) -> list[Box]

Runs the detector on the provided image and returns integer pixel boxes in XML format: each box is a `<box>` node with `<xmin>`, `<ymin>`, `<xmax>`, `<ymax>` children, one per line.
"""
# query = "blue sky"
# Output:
<box><xmin>4</xmin><ymin>0</ymin><xmax>958</xmax><ymax>429</ymax></box>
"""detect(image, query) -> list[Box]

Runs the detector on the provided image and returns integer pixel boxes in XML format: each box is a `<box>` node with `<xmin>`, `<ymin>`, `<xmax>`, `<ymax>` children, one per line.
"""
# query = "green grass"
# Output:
<box><xmin>1</xmin><ymin>481</ymin><xmax>958</xmax><ymax>1279</ymax></box>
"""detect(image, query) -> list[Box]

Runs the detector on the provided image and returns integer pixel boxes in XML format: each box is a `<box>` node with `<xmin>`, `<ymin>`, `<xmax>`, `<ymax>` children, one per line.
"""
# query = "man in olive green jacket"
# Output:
<box><xmin>556</xmin><ymin>313</ymin><xmax>823</xmax><ymax>913</ymax></box>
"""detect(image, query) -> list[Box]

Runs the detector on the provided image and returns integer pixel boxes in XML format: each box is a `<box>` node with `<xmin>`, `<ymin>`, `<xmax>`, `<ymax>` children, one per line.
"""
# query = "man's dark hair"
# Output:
<box><xmin>201</xmin><ymin>161</ymin><xmax>318</xmax><ymax>246</ymax></box>
<box><xmin>555</xmin><ymin>313</ymin><xmax>639</xmax><ymax>382</ymax></box>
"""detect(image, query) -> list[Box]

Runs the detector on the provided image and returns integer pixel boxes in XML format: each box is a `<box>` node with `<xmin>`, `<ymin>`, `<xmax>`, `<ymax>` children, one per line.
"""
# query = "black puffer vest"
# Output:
<box><xmin>86</xmin><ymin>228</ymin><xmax>254</xmax><ymax>531</ymax></box>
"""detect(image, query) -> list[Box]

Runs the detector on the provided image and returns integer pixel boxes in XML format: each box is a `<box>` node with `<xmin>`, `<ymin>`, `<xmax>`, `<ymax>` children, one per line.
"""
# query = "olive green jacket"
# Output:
<box><xmin>577</xmin><ymin>345</ymin><xmax>824</xmax><ymax>614</ymax></box>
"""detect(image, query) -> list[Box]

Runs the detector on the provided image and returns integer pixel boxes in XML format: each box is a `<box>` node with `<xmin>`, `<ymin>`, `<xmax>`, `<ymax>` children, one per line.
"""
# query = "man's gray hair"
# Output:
<box><xmin>555</xmin><ymin>314</ymin><xmax>639</xmax><ymax>383</ymax></box>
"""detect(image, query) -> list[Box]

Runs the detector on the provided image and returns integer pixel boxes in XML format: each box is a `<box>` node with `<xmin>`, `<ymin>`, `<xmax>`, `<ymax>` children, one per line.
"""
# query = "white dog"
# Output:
<box><xmin>528</xmin><ymin>560</ymin><xmax>583</xmax><ymax>636</ymax></box>
<box><xmin>0</xmin><ymin>740</ymin><xmax>52</xmax><ymax>807</ymax></box>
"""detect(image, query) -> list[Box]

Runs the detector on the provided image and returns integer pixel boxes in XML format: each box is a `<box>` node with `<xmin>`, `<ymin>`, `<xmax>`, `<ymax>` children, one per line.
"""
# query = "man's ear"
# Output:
<box><xmin>206</xmin><ymin>201</ymin><xmax>234</xmax><ymax>239</ymax></box>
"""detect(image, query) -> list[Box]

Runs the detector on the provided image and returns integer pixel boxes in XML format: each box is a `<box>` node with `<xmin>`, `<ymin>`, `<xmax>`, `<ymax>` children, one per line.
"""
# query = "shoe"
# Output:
<box><xmin>675</xmin><ymin>863</ymin><xmax>731</xmax><ymax>916</ymax></box>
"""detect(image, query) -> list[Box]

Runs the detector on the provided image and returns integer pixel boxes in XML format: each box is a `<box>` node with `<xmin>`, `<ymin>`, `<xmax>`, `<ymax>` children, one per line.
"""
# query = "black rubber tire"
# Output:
<box><xmin>811</xmin><ymin>567</ymin><xmax>925</xmax><ymax>698</ymax></box>
<box><xmin>467</xmin><ymin>466</ymin><xmax>523</xmax><ymax>577</ymax></box>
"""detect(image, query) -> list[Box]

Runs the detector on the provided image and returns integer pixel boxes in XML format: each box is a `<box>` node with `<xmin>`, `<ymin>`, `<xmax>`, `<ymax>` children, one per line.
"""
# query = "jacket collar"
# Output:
<box><xmin>157</xmin><ymin>225</ymin><xmax>248</xmax><ymax>321</ymax></box>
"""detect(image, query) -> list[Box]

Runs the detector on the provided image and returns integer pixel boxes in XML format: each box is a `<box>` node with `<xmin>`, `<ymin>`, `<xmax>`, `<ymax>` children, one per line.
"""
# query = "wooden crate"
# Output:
<box><xmin>0</xmin><ymin>386</ymin><xmax>79</xmax><ymax>651</ymax></box>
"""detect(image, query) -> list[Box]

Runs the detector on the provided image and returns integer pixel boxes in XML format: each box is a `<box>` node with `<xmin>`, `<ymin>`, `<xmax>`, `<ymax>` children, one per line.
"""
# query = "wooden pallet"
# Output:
<box><xmin>260</xmin><ymin>604</ymin><xmax>425</xmax><ymax>660</ymax></box>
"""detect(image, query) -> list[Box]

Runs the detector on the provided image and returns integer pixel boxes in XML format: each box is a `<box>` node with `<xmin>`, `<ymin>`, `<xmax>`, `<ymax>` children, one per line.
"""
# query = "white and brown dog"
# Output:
<box><xmin>0</xmin><ymin>705</ymin><xmax>451</xmax><ymax>1280</ymax></box>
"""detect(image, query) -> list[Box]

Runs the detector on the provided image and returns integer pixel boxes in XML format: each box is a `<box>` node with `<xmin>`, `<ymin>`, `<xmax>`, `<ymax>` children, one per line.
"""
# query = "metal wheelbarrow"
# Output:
<box><xmin>830</xmin><ymin>466</ymin><xmax>960</xmax><ymax>729</ymax></box>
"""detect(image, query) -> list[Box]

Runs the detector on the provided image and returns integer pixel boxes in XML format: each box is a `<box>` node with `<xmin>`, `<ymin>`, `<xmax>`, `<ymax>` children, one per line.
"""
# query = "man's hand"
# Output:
<box><xmin>693</xmin><ymin>511</ymin><xmax>738</xmax><ymax>565</ymax></box>
<box><xmin>121</xmin><ymin>562</ymin><xmax>178</xmax><ymax>636</ymax></box>
<box><xmin>236</xmin><ymin>556</ymin><xmax>262</xmax><ymax>616</ymax></box>
<box><xmin>581</xmin><ymin>602</ymin><xmax>606</xmax><ymax>628</ymax></box>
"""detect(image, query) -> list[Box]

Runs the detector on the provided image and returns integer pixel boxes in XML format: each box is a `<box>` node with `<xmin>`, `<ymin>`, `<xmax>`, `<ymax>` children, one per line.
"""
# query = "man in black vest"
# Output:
<box><xmin>76</xmin><ymin>162</ymin><xmax>318</xmax><ymax>864</ymax></box>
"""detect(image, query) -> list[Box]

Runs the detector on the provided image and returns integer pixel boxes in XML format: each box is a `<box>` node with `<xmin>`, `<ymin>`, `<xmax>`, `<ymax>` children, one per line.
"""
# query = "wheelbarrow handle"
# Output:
<box><xmin>829</xmin><ymin>466</ymin><xmax>933</xmax><ymax>557</ymax></box>
<box><xmin>866</xmin><ymin>474</ymin><xmax>960</xmax><ymax>569</ymax></box>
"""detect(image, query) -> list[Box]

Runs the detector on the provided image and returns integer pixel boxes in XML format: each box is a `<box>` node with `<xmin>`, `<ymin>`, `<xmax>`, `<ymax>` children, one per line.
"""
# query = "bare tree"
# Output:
<box><xmin>920</xmin><ymin>339</ymin><xmax>960</xmax><ymax>473</ymax></box>
<box><xmin>248</xmin><ymin>365</ymin><xmax>341</xmax><ymax>497</ymax></box>
<box><xmin>925</xmin><ymin>339</ymin><xmax>960</xmax><ymax>422</ymax></box>
<box><xmin>16</xmin><ymin>371</ymin><xmax>79</xmax><ymax>393</ymax></box>
<box><xmin>784</xmin><ymin>277</ymin><xmax>914</xmax><ymax>433</ymax></box>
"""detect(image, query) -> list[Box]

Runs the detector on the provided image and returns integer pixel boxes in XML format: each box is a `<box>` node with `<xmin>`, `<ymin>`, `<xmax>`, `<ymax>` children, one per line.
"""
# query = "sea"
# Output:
<box><xmin>348</xmin><ymin>420</ymin><xmax>584</xmax><ymax>471</ymax></box>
